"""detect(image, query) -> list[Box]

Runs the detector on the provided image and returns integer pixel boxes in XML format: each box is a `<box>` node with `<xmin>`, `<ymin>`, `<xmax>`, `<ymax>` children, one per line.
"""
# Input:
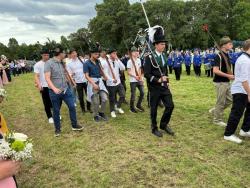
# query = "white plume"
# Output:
<box><xmin>148</xmin><ymin>25</ymin><xmax>164</xmax><ymax>43</ymax></box>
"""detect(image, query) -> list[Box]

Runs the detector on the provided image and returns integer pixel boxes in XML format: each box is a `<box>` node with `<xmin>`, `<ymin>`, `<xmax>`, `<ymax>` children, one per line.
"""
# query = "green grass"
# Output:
<box><xmin>1</xmin><ymin>69</ymin><xmax>250</xmax><ymax>188</ymax></box>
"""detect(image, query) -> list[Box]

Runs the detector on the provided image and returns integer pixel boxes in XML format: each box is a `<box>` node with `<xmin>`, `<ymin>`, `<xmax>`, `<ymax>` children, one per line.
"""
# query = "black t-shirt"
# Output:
<box><xmin>213</xmin><ymin>52</ymin><xmax>231</xmax><ymax>82</ymax></box>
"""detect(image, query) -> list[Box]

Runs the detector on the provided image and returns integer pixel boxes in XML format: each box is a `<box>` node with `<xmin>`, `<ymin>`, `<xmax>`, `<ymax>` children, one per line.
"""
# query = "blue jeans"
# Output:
<box><xmin>49</xmin><ymin>88</ymin><xmax>78</xmax><ymax>131</ymax></box>
<box><xmin>70</xmin><ymin>86</ymin><xmax>77</xmax><ymax>104</ymax></box>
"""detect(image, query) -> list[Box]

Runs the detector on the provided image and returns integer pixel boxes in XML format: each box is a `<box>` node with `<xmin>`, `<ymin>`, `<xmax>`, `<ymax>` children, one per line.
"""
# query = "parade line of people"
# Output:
<box><xmin>1</xmin><ymin>26</ymin><xmax>250</xmax><ymax>144</ymax></box>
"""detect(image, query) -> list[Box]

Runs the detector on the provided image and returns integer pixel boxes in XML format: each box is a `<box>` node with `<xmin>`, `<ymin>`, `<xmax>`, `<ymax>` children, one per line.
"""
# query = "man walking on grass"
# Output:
<box><xmin>45</xmin><ymin>46</ymin><xmax>83</xmax><ymax>137</ymax></box>
<box><xmin>209</xmin><ymin>37</ymin><xmax>234</xmax><ymax>127</ymax></box>
<box><xmin>224</xmin><ymin>39</ymin><xmax>250</xmax><ymax>144</ymax></box>
<box><xmin>34</xmin><ymin>48</ymin><xmax>54</xmax><ymax>124</ymax></box>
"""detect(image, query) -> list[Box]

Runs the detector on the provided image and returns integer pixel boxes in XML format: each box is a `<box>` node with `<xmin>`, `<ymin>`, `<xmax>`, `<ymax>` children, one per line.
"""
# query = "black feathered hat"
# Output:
<box><xmin>148</xmin><ymin>25</ymin><xmax>167</xmax><ymax>45</ymax></box>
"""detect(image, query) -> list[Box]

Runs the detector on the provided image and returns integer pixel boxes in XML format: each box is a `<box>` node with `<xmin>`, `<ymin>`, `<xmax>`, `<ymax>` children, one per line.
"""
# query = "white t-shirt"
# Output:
<box><xmin>127</xmin><ymin>58</ymin><xmax>141</xmax><ymax>83</ymax></box>
<box><xmin>99</xmin><ymin>57</ymin><xmax>106</xmax><ymax>67</ymax></box>
<box><xmin>34</xmin><ymin>60</ymin><xmax>48</xmax><ymax>87</ymax></box>
<box><xmin>231</xmin><ymin>53</ymin><xmax>250</xmax><ymax>95</ymax></box>
<box><xmin>102</xmin><ymin>58</ymin><xmax>125</xmax><ymax>86</ymax></box>
<box><xmin>66</xmin><ymin>58</ymin><xmax>86</xmax><ymax>83</ymax></box>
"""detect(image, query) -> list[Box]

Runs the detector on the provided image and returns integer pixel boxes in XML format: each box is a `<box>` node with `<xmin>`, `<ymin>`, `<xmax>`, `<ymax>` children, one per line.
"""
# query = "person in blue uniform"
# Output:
<box><xmin>204</xmin><ymin>49</ymin><xmax>215</xmax><ymax>77</ymax></box>
<box><xmin>193</xmin><ymin>49</ymin><xmax>202</xmax><ymax>77</ymax></box>
<box><xmin>173</xmin><ymin>51</ymin><xmax>183</xmax><ymax>80</ymax></box>
<box><xmin>167</xmin><ymin>52</ymin><xmax>173</xmax><ymax>74</ymax></box>
<box><xmin>184</xmin><ymin>51</ymin><xmax>191</xmax><ymax>75</ymax></box>
<box><xmin>229</xmin><ymin>50</ymin><xmax>241</xmax><ymax>75</ymax></box>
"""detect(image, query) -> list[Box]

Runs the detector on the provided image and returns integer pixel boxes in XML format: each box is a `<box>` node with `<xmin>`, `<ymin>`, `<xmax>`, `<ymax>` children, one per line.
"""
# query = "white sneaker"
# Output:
<box><xmin>224</xmin><ymin>135</ymin><xmax>242</xmax><ymax>144</ymax></box>
<box><xmin>111</xmin><ymin>111</ymin><xmax>116</xmax><ymax>118</ymax></box>
<box><xmin>48</xmin><ymin>117</ymin><xmax>54</xmax><ymax>124</ymax></box>
<box><xmin>209</xmin><ymin>107</ymin><xmax>215</xmax><ymax>114</ymax></box>
<box><xmin>239</xmin><ymin>129</ymin><xmax>250</xmax><ymax>137</ymax></box>
<box><xmin>214</xmin><ymin>121</ymin><xmax>227</xmax><ymax>127</ymax></box>
<box><xmin>117</xmin><ymin>108</ymin><xmax>124</xmax><ymax>114</ymax></box>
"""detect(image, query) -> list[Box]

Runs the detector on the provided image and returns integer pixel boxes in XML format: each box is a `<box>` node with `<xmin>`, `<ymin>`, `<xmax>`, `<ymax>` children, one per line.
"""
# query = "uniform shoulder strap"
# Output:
<box><xmin>218</xmin><ymin>53</ymin><xmax>222</xmax><ymax>70</ymax></box>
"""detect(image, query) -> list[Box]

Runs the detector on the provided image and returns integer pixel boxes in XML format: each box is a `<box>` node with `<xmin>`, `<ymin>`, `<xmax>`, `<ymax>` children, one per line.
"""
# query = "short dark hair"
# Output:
<box><xmin>243</xmin><ymin>39</ymin><xmax>250</xmax><ymax>51</ymax></box>
<box><xmin>53</xmin><ymin>47</ymin><xmax>64</xmax><ymax>56</ymax></box>
<box><xmin>69</xmin><ymin>49</ymin><xmax>77</xmax><ymax>54</ymax></box>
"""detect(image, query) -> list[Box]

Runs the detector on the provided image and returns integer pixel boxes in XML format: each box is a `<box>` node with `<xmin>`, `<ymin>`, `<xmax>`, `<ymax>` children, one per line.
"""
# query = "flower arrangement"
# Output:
<box><xmin>0</xmin><ymin>132</ymin><xmax>33</xmax><ymax>161</ymax></box>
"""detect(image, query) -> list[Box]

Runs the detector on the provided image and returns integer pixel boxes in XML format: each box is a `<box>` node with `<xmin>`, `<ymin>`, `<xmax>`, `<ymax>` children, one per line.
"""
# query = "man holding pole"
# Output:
<box><xmin>144</xmin><ymin>26</ymin><xmax>175</xmax><ymax>137</ymax></box>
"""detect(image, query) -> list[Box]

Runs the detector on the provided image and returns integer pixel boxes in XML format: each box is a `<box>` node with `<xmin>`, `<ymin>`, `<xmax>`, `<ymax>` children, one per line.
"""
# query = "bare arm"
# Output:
<box><xmin>213</xmin><ymin>67</ymin><xmax>234</xmax><ymax>80</ymax></box>
<box><xmin>0</xmin><ymin>160</ymin><xmax>20</xmax><ymax>180</ymax></box>
<box><xmin>34</xmin><ymin>73</ymin><xmax>42</xmax><ymax>91</ymax></box>
<box><xmin>242</xmin><ymin>81</ymin><xmax>250</xmax><ymax>94</ymax></box>
<box><xmin>84</xmin><ymin>72</ymin><xmax>99</xmax><ymax>90</ymax></box>
<box><xmin>242</xmin><ymin>81</ymin><xmax>250</xmax><ymax>102</ymax></box>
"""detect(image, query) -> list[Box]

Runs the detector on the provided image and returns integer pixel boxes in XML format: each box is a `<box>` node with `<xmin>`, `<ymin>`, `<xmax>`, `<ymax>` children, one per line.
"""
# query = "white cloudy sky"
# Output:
<box><xmin>0</xmin><ymin>0</ymin><xmax>137</xmax><ymax>45</ymax></box>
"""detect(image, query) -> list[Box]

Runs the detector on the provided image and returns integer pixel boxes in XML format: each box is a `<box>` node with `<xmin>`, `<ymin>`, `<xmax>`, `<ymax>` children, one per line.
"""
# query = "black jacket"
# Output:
<box><xmin>144</xmin><ymin>53</ymin><xmax>170</xmax><ymax>94</ymax></box>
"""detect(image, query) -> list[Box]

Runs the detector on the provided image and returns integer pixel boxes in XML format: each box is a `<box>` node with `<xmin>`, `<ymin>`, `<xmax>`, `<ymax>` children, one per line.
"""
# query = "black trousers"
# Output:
<box><xmin>21</xmin><ymin>67</ymin><xmax>26</xmax><ymax>74</ymax></box>
<box><xmin>210</xmin><ymin>68</ymin><xmax>214</xmax><ymax>77</ymax></box>
<box><xmin>205</xmin><ymin>69</ymin><xmax>212</xmax><ymax>77</ymax></box>
<box><xmin>130</xmin><ymin>82</ymin><xmax>144</xmax><ymax>109</ymax></box>
<box><xmin>107</xmin><ymin>83</ymin><xmax>125</xmax><ymax>112</ymax></box>
<box><xmin>150</xmin><ymin>88</ymin><xmax>174</xmax><ymax>131</ymax></box>
<box><xmin>5</xmin><ymin>69</ymin><xmax>11</xmax><ymax>82</ymax></box>
<box><xmin>76</xmin><ymin>82</ymin><xmax>91</xmax><ymax>112</ymax></box>
<box><xmin>225</xmin><ymin>94</ymin><xmax>250</xmax><ymax>136</ymax></box>
<box><xmin>168</xmin><ymin>66</ymin><xmax>173</xmax><ymax>74</ymax></box>
<box><xmin>194</xmin><ymin>65</ymin><xmax>201</xmax><ymax>76</ymax></box>
<box><xmin>121</xmin><ymin>79</ymin><xmax>126</xmax><ymax>92</ymax></box>
<box><xmin>41</xmin><ymin>87</ymin><xmax>53</xmax><ymax>119</ymax></box>
<box><xmin>185</xmin><ymin>65</ymin><xmax>191</xmax><ymax>75</ymax></box>
<box><xmin>174</xmin><ymin>67</ymin><xmax>181</xmax><ymax>80</ymax></box>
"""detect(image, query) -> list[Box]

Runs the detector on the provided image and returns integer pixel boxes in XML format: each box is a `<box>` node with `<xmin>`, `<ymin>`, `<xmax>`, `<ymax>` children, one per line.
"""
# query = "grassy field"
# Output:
<box><xmin>1</xmin><ymin>70</ymin><xmax>249</xmax><ymax>188</ymax></box>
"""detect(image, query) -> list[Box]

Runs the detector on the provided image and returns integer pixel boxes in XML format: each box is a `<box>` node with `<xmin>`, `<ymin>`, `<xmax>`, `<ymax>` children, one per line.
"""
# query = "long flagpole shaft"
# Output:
<box><xmin>139</xmin><ymin>0</ymin><xmax>169</xmax><ymax>86</ymax></box>
<box><xmin>140</xmin><ymin>0</ymin><xmax>151</xmax><ymax>28</ymax></box>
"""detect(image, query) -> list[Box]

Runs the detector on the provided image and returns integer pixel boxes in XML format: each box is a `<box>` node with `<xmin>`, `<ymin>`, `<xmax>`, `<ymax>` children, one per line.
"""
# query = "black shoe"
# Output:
<box><xmin>99</xmin><ymin>112</ymin><xmax>108</xmax><ymax>121</ymax></box>
<box><xmin>152</xmin><ymin>129</ymin><xmax>163</xmax><ymax>137</ymax></box>
<box><xmin>54</xmin><ymin>129</ymin><xmax>61</xmax><ymax>137</ymax></box>
<box><xmin>136</xmin><ymin>106</ymin><xmax>145</xmax><ymax>112</ymax></box>
<box><xmin>94</xmin><ymin>115</ymin><xmax>102</xmax><ymax>122</ymax></box>
<box><xmin>130</xmin><ymin>108</ymin><xmax>137</xmax><ymax>113</ymax></box>
<box><xmin>160</xmin><ymin>126</ymin><xmax>175</xmax><ymax>136</ymax></box>
<box><xmin>72</xmin><ymin>125</ymin><xmax>84</xmax><ymax>131</ymax></box>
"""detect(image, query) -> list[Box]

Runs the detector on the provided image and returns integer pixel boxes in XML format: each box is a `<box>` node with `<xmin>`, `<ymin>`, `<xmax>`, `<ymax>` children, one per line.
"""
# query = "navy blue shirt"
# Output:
<box><xmin>193</xmin><ymin>55</ymin><xmax>202</xmax><ymax>66</ymax></box>
<box><xmin>83</xmin><ymin>59</ymin><xmax>102</xmax><ymax>78</ymax></box>
<box><xmin>184</xmin><ymin>54</ymin><xmax>191</xmax><ymax>66</ymax></box>
<box><xmin>173</xmin><ymin>54</ymin><xmax>183</xmax><ymax>68</ymax></box>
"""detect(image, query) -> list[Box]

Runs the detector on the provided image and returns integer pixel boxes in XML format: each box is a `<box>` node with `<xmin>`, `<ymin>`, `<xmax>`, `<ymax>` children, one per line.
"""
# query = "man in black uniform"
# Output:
<box><xmin>144</xmin><ymin>26</ymin><xmax>175</xmax><ymax>137</ymax></box>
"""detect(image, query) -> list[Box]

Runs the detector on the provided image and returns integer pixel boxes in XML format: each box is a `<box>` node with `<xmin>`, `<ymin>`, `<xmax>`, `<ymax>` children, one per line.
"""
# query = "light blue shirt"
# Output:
<box><xmin>231</xmin><ymin>53</ymin><xmax>250</xmax><ymax>95</ymax></box>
